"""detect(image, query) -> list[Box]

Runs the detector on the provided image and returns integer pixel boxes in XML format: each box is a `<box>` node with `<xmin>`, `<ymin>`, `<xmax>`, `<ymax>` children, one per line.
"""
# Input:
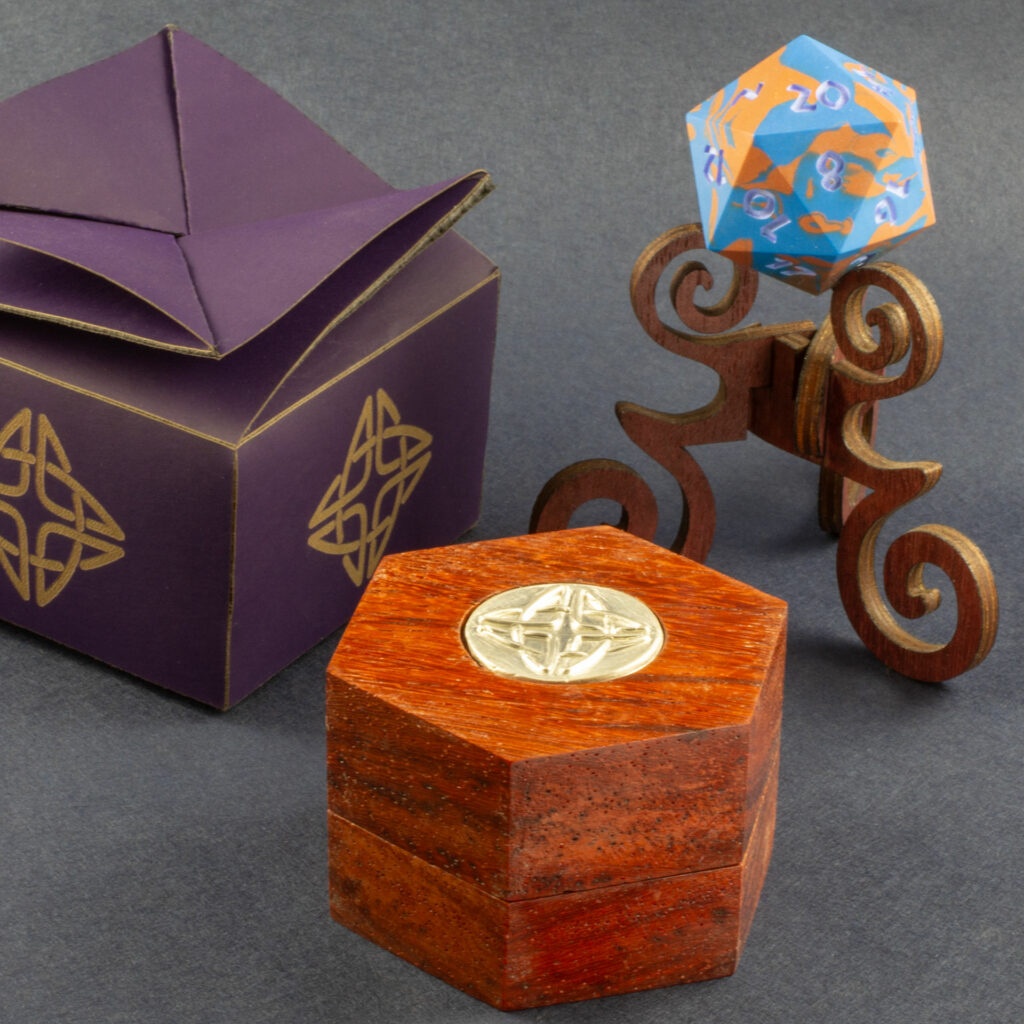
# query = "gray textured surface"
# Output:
<box><xmin>1</xmin><ymin>2</ymin><xmax>1021</xmax><ymax>1022</ymax></box>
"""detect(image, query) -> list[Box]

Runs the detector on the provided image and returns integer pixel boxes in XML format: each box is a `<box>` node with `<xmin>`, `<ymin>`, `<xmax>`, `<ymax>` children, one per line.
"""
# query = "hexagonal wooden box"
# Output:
<box><xmin>326</xmin><ymin>526</ymin><xmax>786</xmax><ymax>1010</ymax></box>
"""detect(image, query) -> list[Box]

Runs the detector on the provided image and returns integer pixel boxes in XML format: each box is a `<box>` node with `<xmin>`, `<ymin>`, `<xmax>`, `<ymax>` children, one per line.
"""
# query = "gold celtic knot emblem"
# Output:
<box><xmin>0</xmin><ymin>408</ymin><xmax>126</xmax><ymax>607</ymax></box>
<box><xmin>307</xmin><ymin>389</ymin><xmax>432</xmax><ymax>587</ymax></box>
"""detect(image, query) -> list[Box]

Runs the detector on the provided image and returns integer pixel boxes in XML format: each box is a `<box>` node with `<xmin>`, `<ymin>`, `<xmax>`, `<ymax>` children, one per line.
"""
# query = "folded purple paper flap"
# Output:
<box><xmin>0</xmin><ymin>28</ymin><xmax>499</xmax><ymax>708</ymax></box>
<box><xmin>169</xmin><ymin>28</ymin><xmax>391</xmax><ymax>231</ymax></box>
<box><xmin>0</xmin><ymin>211</ymin><xmax>212</xmax><ymax>346</ymax></box>
<box><xmin>243</xmin><ymin>231</ymin><xmax>495</xmax><ymax>437</ymax></box>
<box><xmin>0</xmin><ymin>27</ymin><xmax>492</xmax><ymax>358</ymax></box>
<box><xmin>179</xmin><ymin>174</ymin><xmax>488</xmax><ymax>354</ymax></box>
<box><xmin>0</xmin><ymin>33</ymin><xmax>186</xmax><ymax>233</ymax></box>
<box><xmin>0</xmin><ymin>243</ymin><xmax>211</xmax><ymax>352</ymax></box>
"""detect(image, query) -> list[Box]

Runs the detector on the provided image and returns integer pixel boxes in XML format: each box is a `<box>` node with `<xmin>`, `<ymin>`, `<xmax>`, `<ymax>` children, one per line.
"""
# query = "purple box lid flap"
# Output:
<box><xmin>0</xmin><ymin>27</ymin><xmax>491</xmax><ymax>357</ymax></box>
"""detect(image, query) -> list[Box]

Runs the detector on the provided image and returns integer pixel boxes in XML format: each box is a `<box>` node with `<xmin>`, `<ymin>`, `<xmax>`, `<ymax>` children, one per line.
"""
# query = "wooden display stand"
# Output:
<box><xmin>531</xmin><ymin>224</ymin><xmax>997</xmax><ymax>683</ymax></box>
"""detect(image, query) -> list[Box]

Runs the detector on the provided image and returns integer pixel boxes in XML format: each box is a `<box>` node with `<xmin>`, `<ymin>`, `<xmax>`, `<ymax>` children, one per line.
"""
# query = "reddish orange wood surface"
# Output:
<box><xmin>327</xmin><ymin>526</ymin><xmax>785</xmax><ymax>900</ymax></box>
<box><xmin>738</xmin><ymin>752</ymin><xmax>778</xmax><ymax>954</ymax></box>
<box><xmin>328</xmin><ymin>527</ymin><xmax>785</xmax><ymax>759</ymax></box>
<box><xmin>744</xmin><ymin>636</ymin><xmax>784</xmax><ymax>846</ymax></box>
<box><xmin>328</xmin><ymin>764</ymin><xmax>777</xmax><ymax>1011</ymax></box>
<box><xmin>326</xmin><ymin>526</ymin><xmax>785</xmax><ymax>1007</ymax></box>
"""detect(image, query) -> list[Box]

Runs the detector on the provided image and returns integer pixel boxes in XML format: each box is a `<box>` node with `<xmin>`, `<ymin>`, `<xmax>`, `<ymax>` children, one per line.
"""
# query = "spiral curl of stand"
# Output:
<box><xmin>827</xmin><ymin>264</ymin><xmax>998</xmax><ymax>681</ymax></box>
<box><xmin>530</xmin><ymin>225</ymin><xmax>813</xmax><ymax>561</ymax></box>
<box><xmin>529</xmin><ymin>228</ymin><xmax>997</xmax><ymax>681</ymax></box>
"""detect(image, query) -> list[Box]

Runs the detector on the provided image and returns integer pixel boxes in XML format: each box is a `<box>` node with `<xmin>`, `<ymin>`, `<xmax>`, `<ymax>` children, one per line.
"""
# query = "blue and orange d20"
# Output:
<box><xmin>686</xmin><ymin>35</ymin><xmax>935</xmax><ymax>294</ymax></box>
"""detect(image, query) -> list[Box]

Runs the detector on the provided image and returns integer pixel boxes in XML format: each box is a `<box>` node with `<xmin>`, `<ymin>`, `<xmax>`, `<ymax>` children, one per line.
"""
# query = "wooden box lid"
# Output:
<box><xmin>327</xmin><ymin>525</ymin><xmax>786</xmax><ymax>902</ymax></box>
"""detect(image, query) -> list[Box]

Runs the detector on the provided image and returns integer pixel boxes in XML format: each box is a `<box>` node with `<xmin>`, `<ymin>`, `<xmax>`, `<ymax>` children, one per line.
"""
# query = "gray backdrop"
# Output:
<box><xmin>1</xmin><ymin>2</ymin><xmax>1021</xmax><ymax>1022</ymax></box>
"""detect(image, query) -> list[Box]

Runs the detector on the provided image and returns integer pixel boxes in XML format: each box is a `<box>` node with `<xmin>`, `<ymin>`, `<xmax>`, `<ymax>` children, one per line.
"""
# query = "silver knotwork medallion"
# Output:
<box><xmin>462</xmin><ymin>582</ymin><xmax>665</xmax><ymax>683</ymax></box>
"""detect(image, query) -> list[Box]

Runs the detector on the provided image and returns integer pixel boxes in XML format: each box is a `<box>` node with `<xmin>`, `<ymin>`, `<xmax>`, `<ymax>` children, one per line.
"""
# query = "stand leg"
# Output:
<box><xmin>822</xmin><ymin>265</ymin><xmax>999</xmax><ymax>681</ymax></box>
<box><xmin>530</xmin><ymin>224</ymin><xmax>814</xmax><ymax>560</ymax></box>
<box><xmin>531</xmin><ymin>227</ymin><xmax>999</xmax><ymax>682</ymax></box>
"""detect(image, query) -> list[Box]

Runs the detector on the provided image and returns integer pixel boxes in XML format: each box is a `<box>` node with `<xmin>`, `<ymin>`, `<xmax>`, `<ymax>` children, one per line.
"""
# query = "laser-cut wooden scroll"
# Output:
<box><xmin>530</xmin><ymin>224</ymin><xmax>998</xmax><ymax>682</ymax></box>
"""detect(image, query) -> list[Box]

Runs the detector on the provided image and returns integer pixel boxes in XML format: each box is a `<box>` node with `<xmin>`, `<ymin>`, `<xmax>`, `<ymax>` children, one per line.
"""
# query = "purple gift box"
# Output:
<box><xmin>0</xmin><ymin>28</ymin><xmax>498</xmax><ymax>707</ymax></box>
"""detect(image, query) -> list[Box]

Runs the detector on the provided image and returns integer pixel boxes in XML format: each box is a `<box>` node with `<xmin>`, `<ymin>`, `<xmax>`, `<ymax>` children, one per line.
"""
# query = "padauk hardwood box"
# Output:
<box><xmin>327</xmin><ymin>526</ymin><xmax>786</xmax><ymax>1009</ymax></box>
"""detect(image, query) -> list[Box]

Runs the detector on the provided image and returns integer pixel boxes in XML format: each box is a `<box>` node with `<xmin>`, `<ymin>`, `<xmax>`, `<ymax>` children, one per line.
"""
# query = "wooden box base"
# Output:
<box><xmin>329</xmin><ymin>754</ymin><xmax>777</xmax><ymax>1011</ymax></box>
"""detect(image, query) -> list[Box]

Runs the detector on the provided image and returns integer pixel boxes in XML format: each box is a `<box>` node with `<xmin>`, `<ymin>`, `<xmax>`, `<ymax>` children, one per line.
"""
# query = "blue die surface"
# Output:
<box><xmin>686</xmin><ymin>35</ymin><xmax>935</xmax><ymax>293</ymax></box>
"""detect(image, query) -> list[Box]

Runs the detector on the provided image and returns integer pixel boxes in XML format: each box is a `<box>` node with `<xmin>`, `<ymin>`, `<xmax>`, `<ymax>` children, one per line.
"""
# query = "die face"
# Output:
<box><xmin>687</xmin><ymin>35</ymin><xmax>934</xmax><ymax>293</ymax></box>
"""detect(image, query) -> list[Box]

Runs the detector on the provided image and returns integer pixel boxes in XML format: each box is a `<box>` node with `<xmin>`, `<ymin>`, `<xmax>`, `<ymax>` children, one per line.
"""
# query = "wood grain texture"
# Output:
<box><xmin>531</xmin><ymin>224</ymin><xmax>815</xmax><ymax>561</ymax></box>
<box><xmin>620</xmin><ymin>225</ymin><xmax>811</xmax><ymax>562</ymax></box>
<box><xmin>748</xmin><ymin>331</ymin><xmax>817</xmax><ymax>458</ymax></box>
<box><xmin>327</xmin><ymin>681</ymin><xmax>512</xmax><ymax>893</ymax></box>
<box><xmin>737</xmin><ymin>749</ymin><xmax>778</xmax><ymax>954</ymax></box>
<box><xmin>328</xmin><ymin>768</ymin><xmax>777</xmax><ymax>1011</ymax></box>
<box><xmin>531</xmin><ymin>223</ymin><xmax>998</xmax><ymax>682</ymax></box>
<box><xmin>329</xmin><ymin>808</ymin><xmax>507</xmax><ymax>1007</ymax></box>
<box><xmin>504</xmin><ymin>729</ymin><xmax>779</xmax><ymax>899</ymax></box>
<box><xmin>743</xmin><ymin>632</ymin><xmax>783</xmax><ymax>848</ymax></box>
<box><xmin>823</xmin><ymin>265</ymin><xmax>999</xmax><ymax>681</ymax></box>
<box><xmin>327</xmin><ymin>526</ymin><xmax>785</xmax><ymax>901</ymax></box>
<box><xmin>529</xmin><ymin>458</ymin><xmax>658</xmax><ymax>541</ymax></box>
<box><xmin>329</xmin><ymin>526</ymin><xmax>786</xmax><ymax>760</ymax></box>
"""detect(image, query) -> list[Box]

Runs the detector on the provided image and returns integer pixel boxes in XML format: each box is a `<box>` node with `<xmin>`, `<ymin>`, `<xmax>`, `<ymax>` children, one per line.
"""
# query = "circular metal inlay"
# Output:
<box><xmin>462</xmin><ymin>582</ymin><xmax>665</xmax><ymax>684</ymax></box>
